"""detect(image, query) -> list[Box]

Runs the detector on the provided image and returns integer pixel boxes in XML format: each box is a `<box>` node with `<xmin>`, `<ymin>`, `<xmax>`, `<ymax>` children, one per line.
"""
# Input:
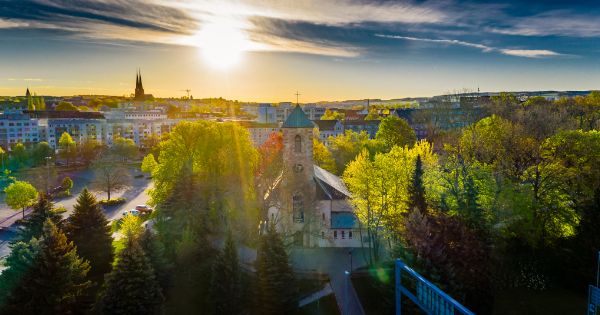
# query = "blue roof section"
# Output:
<box><xmin>331</xmin><ymin>212</ymin><xmax>358</xmax><ymax>229</ymax></box>
<box><xmin>282</xmin><ymin>105</ymin><xmax>314</xmax><ymax>128</ymax></box>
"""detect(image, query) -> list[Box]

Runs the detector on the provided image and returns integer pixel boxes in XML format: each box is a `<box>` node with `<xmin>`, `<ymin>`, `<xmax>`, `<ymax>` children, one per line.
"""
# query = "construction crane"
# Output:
<box><xmin>181</xmin><ymin>89</ymin><xmax>191</xmax><ymax>99</ymax></box>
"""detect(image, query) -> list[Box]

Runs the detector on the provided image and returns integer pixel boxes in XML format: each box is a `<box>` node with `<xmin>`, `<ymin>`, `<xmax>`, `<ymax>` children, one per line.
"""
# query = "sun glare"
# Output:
<box><xmin>197</xmin><ymin>21</ymin><xmax>248</xmax><ymax>70</ymax></box>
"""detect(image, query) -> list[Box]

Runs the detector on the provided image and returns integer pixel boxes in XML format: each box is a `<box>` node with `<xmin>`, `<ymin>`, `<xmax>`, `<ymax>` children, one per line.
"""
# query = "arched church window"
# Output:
<box><xmin>293</xmin><ymin>194</ymin><xmax>304</xmax><ymax>223</ymax></box>
<box><xmin>294</xmin><ymin>135</ymin><xmax>302</xmax><ymax>153</ymax></box>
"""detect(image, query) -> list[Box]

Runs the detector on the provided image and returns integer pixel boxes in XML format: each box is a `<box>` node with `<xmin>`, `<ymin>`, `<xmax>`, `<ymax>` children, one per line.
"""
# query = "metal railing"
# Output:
<box><xmin>395</xmin><ymin>259</ymin><xmax>474</xmax><ymax>315</ymax></box>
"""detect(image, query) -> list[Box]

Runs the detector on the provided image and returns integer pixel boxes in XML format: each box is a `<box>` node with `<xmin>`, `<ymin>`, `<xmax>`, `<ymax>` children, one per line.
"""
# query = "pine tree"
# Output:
<box><xmin>18</xmin><ymin>194</ymin><xmax>62</xmax><ymax>242</ymax></box>
<box><xmin>0</xmin><ymin>239</ymin><xmax>40</xmax><ymax>311</ymax></box>
<box><xmin>100</xmin><ymin>238</ymin><xmax>163</xmax><ymax>315</ymax></box>
<box><xmin>462</xmin><ymin>171</ymin><xmax>484</xmax><ymax>229</ymax></box>
<box><xmin>139</xmin><ymin>229</ymin><xmax>170</xmax><ymax>289</ymax></box>
<box><xmin>407</xmin><ymin>155</ymin><xmax>427</xmax><ymax>214</ymax></box>
<box><xmin>256</xmin><ymin>226</ymin><xmax>296</xmax><ymax>315</ymax></box>
<box><xmin>65</xmin><ymin>188</ymin><xmax>114</xmax><ymax>281</ymax></box>
<box><xmin>1</xmin><ymin>219</ymin><xmax>91</xmax><ymax>314</ymax></box>
<box><xmin>210</xmin><ymin>232</ymin><xmax>242</xmax><ymax>315</ymax></box>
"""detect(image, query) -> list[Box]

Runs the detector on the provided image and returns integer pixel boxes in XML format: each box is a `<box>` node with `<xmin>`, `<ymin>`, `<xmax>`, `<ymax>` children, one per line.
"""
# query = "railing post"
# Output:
<box><xmin>345</xmin><ymin>270</ymin><xmax>350</xmax><ymax>315</ymax></box>
<box><xmin>396</xmin><ymin>259</ymin><xmax>403</xmax><ymax>315</ymax></box>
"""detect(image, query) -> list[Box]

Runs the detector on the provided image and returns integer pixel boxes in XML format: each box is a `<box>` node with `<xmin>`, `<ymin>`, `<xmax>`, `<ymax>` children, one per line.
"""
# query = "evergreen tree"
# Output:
<box><xmin>407</xmin><ymin>155</ymin><xmax>427</xmax><ymax>214</ymax></box>
<box><xmin>0</xmin><ymin>239</ymin><xmax>40</xmax><ymax>311</ymax></box>
<box><xmin>139</xmin><ymin>229</ymin><xmax>170</xmax><ymax>290</ymax></box>
<box><xmin>100</xmin><ymin>238</ymin><xmax>163</xmax><ymax>315</ymax></box>
<box><xmin>462</xmin><ymin>170</ymin><xmax>484</xmax><ymax>229</ymax></box>
<box><xmin>65</xmin><ymin>188</ymin><xmax>114</xmax><ymax>281</ymax></box>
<box><xmin>256</xmin><ymin>226</ymin><xmax>296</xmax><ymax>315</ymax></box>
<box><xmin>18</xmin><ymin>194</ymin><xmax>62</xmax><ymax>242</ymax></box>
<box><xmin>210</xmin><ymin>232</ymin><xmax>242</xmax><ymax>315</ymax></box>
<box><xmin>1</xmin><ymin>219</ymin><xmax>91</xmax><ymax>314</ymax></box>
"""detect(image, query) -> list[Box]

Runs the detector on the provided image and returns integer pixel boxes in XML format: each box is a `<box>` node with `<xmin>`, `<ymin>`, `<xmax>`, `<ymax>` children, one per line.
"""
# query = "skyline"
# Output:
<box><xmin>0</xmin><ymin>0</ymin><xmax>599</xmax><ymax>101</ymax></box>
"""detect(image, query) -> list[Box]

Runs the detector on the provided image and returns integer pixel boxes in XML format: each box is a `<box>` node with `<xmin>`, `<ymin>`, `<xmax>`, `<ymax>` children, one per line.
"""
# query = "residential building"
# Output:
<box><xmin>314</xmin><ymin>120</ymin><xmax>343</xmax><ymax>145</ymax></box>
<box><xmin>343</xmin><ymin>120</ymin><xmax>380</xmax><ymax>138</ymax></box>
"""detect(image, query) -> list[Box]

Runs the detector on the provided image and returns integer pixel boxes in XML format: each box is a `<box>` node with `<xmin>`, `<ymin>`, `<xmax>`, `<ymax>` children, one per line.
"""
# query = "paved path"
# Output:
<box><xmin>299</xmin><ymin>282</ymin><xmax>333</xmax><ymax>307</ymax></box>
<box><xmin>290</xmin><ymin>248</ymin><xmax>368</xmax><ymax>315</ymax></box>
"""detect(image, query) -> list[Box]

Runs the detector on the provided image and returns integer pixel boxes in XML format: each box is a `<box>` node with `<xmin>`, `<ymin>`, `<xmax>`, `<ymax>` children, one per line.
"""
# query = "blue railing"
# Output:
<box><xmin>395</xmin><ymin>259</ymin><xmax>474</xmax><ymax>315</ymax></box>
<box><xmin>588</xmin><ymin>251</ymin><xmax>600</xmax><ymax>315</ymax></box>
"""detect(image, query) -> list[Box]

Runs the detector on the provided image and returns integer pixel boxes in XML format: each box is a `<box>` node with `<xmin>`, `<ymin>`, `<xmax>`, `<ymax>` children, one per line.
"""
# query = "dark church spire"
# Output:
<box><xmin>134</xmin><ymin>68</ymin><xmax>145</xmax><ymax>101</ymax></box>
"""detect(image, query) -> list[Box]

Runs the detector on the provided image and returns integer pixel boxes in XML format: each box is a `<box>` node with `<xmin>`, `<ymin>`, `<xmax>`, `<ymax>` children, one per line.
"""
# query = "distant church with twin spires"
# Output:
<box><xmin>133</xmin><ymin>69</ymin><xmax>152</xmax><ymax>101</ymax></box>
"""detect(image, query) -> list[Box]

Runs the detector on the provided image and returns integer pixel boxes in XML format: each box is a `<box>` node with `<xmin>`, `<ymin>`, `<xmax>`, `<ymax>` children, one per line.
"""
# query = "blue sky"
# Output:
<box><xmin>0</xmin><ymin>0</ymin><xmax>598</xmax><ymax>101</ymax></box>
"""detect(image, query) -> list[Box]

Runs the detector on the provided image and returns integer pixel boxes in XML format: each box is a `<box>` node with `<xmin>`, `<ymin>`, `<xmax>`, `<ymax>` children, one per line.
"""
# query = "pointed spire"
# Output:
<box><xmin>138</xmin><ymin>69</ymin><xmax>143</xmax><ymax>88</ymax></box>
<box><xmin>26</xmin><ymin>87</ymin><xmax>31</xmax><ymax>97</ymax></box>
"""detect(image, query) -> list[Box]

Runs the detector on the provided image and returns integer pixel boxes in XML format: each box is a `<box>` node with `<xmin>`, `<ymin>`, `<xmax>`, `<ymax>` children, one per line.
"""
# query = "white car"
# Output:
<box><xmin>122</xmin><ymin>209</ymin><xmax>140</xmax><ymax>217</ymax></box>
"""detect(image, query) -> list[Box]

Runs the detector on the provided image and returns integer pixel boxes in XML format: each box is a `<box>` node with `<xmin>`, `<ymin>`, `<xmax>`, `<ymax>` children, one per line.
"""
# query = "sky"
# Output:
<box><xmin>0</xmin><ymin>0</ymin><xmax>599</xmax><ymax>102</ymax></box>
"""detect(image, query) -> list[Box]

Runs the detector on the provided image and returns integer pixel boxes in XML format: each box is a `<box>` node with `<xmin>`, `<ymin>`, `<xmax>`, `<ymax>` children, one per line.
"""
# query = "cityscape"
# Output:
<box><xmin>0</xmin><ymin>1</ymin><xmax>599</xmax><ymax>315</ymax></box>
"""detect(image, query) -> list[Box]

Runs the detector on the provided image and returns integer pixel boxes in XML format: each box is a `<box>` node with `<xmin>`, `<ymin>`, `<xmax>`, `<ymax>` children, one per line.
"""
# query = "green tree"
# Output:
<box><xmin>9</xmin><ymin>142</ymin><xmax>28</xmax><ymax>169</ymax></box>
<box><xmin>18</xmin><ymin>194</ymin><xmax>63</xmax><ymax>242</ymax></box>
<box><xmin>1</xmin><ymin>219</ymin><xmax>91</xmax><ymax>314</ymax></box>
<box><xmin>329</xmin><ymin>130</ymin><xmax>371</xmax><ymax>173</ymax></box>
<box><xmin>139</xmin><ymin>229</ymin><xmax>170</xmax><ymax>290</ymax></box>
<box><xmin>321</xmin><ymin>108</ymin><xmax>345</xmax><ymax>120</ymax></box>
<box><xmin>407</xmin><ymin>155</ymin><xmax>427</xmax><ymax>214</ymax></box>
<box><xmin>210</xmin><ymin>232</ymin><xmax>242</xmax><ymax>315</ymax></box>
<box><xmin>30</xmin><ymin>141</ymin><xmax>54</xmax><ymax>167</ymax></box>
<box><xmin>5</xmin><ymin>180</ymin><xmax>38</xmax><ymax>218</ymax></box>
<box><xmin>100</xmin><ymin>238</ymin><xmax>163</xmax><ymax>315</ymax></box>
<box><xmin>0</xmin><ymin>238</ymin><xmax>40</xmax><ymax>309</ymax></box>
<box><xmin>256</xmin><ymin>226</ymin><xmax>296</xmax><ymax>315</ymax></box>
<box><xmin>59</xmin><ymin>131</ymin><xmax>77</xmax><ymax>166</ymax></box>
<box><xmin>55</xmin><ymin>101</ymin><xmax>79</xmax><ymax>111</ymax></box>
<box><xmin>375</xmin><ymin>115</ymin><xmax>416</xmax><ymax>151</ymax></box>
<box><xmin>312</xmin><ymin>133</ymin><xmax>337</xmax><ymax>174</ymax></box>
<box><xmin>111</xmin><ymin>137</ymin><xmax>137</xmax><ymax>162</ymax></box>
<box><xmin>141</xmin><ymin>153</ymin><xmax>158</xmax><ymax>174</ymax></box>
<box><xmin>65</xmin><ymin>188</ymin><xmax>114</xmax><ymax>281</ymax></box>
<box><xmin>62</xmin><ymin>176</ymin><xmax>74</xmax><ymax>195</ymax></box>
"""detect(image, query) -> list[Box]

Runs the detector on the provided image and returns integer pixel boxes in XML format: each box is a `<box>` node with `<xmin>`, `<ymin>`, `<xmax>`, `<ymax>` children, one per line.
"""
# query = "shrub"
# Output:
<box><xmin>99</xmin><ymin>197</ymin><xmax>126</xmax><ymax>207</ymax></box>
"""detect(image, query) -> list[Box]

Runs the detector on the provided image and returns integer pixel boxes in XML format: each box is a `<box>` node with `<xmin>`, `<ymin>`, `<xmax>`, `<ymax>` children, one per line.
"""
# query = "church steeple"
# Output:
<box><xmin>25</xmin><ymin>87</ymin><xmax>31</xmax><ymax>98</ymax></box>
<box><xmin>134</xmin><ymin>68</ymin><xmax>145</xmax><ymax>101</ymax></box>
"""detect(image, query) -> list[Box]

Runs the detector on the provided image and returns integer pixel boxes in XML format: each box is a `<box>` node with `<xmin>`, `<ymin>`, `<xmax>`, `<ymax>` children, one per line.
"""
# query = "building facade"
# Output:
<box><xmin>267</xmin><ymin>106</ymin><xmax>362</xmax><ymax>247</ymax></box>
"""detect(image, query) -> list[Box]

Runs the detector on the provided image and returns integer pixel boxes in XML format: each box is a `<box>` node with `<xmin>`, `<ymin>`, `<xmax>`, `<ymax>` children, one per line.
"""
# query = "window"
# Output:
<box><xmin>342</xmin><ymin>231</ymin><xmax>345</xmax><ymax>239</ymax></box>
<box><xmin>321</xmin><ymin>231</ymin><xmax>325</xmax><ymax>239</ymax></box>
<box><xmin>322</xmin><ymin>213</ymin><xmax>325</xmax><ymax>222</ymax></box>
<box><xmin>293</xmin><ymin>194</ymin><xmax>304</xmax><ymax>223</ymax></box>
<box><xmin>294</xmin><ymin>135</ymin><xmax>302</xmax><ymax>153</ymax></box>
<box><xmin>334</xmin><ymin>231</ymin><xmax>338</xmax><ymax>239</ymax></box>
<box><xmin>349</xmin><ymin>231</ymin><xmax>353</xmax><ymax>239</ymax></box>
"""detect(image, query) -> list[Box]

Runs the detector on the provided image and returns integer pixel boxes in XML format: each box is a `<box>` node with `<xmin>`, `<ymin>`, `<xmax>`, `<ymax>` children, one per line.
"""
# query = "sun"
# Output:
<box><xmin>197</xmin><ymin>21</ymin><xmax>249</xmax><ymax>70</ymax></box>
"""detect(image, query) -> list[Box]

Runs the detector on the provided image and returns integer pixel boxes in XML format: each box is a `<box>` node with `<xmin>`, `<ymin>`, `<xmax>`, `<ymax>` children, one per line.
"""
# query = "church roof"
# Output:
<box><xmin>282</xmin><ymin>105</ymin><xmax>314</xmax><ymax>128</ymax></box>
<box><xmin>314</xmin><ymin>165</ymin><xmax>351</xmax><ymax>198</ymax></box>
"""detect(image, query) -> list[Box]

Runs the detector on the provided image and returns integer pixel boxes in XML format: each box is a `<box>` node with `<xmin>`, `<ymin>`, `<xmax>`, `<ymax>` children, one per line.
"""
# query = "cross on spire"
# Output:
<box><xmin>295</xmin><ymin>91</ymin><xmax>301</xmax><ymax>105</ymax></box>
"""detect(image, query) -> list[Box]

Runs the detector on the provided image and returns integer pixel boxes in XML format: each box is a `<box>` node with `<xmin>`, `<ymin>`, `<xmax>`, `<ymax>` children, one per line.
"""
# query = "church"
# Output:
<box><xmin>267</xmin><ymin>105</ymin><xmax>363</xmax><ymax>248</ymax></box>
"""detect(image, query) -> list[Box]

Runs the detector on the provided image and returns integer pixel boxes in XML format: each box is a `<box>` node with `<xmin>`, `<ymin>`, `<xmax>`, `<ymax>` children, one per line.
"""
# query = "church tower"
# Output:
<box><xmin>280</xmin><ymin>105</ymin><xmax>316</xmax><ymax>245</ymax></box>
<box><xmin>134</xmin><ymin>69</ymin><xmax>145</xmax><ymax>101</ymax></box>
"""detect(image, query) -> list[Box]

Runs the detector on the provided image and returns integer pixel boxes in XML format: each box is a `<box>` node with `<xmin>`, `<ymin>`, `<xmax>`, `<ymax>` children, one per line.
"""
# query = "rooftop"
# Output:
<box><xmin>282</xmin><ymin>105</ymin><xmax>314</xmax><ymax>128</ymax></box>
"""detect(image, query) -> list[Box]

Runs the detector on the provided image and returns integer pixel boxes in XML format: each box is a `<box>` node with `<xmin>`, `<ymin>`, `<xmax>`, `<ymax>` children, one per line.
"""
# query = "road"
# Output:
<box><xmin>0</xmin><ymin>167</ymin><xmax>152</xmax><ymax>265</ymax></box>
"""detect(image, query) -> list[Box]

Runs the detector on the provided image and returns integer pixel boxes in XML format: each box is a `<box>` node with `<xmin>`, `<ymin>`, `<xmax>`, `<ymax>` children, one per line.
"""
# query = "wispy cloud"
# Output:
<box><xmin>375</xmin><ymin>34</ymin><xmax>564</xmax><ymax>58</ymax></box>
<box><xmin>488</xmin><ymin>10</ymin><xmax>600</xmax><ymax>38</ymax></box>
<box><xmin>7</xmin><ymin>77</ymin><xmax>45</xmax><ymax>82</ymax></box>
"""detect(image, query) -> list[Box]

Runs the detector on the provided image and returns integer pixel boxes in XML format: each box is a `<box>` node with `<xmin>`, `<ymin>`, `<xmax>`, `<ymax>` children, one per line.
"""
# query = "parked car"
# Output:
<box><xmin>135</xmin><ymin>205</ymin><xmax>153</xmax><ymax>214</ymax></box>
<box><xmin>122</xmin><ymin>209</ymin><xmax>140</xmax><ymax>217</ymax></box>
